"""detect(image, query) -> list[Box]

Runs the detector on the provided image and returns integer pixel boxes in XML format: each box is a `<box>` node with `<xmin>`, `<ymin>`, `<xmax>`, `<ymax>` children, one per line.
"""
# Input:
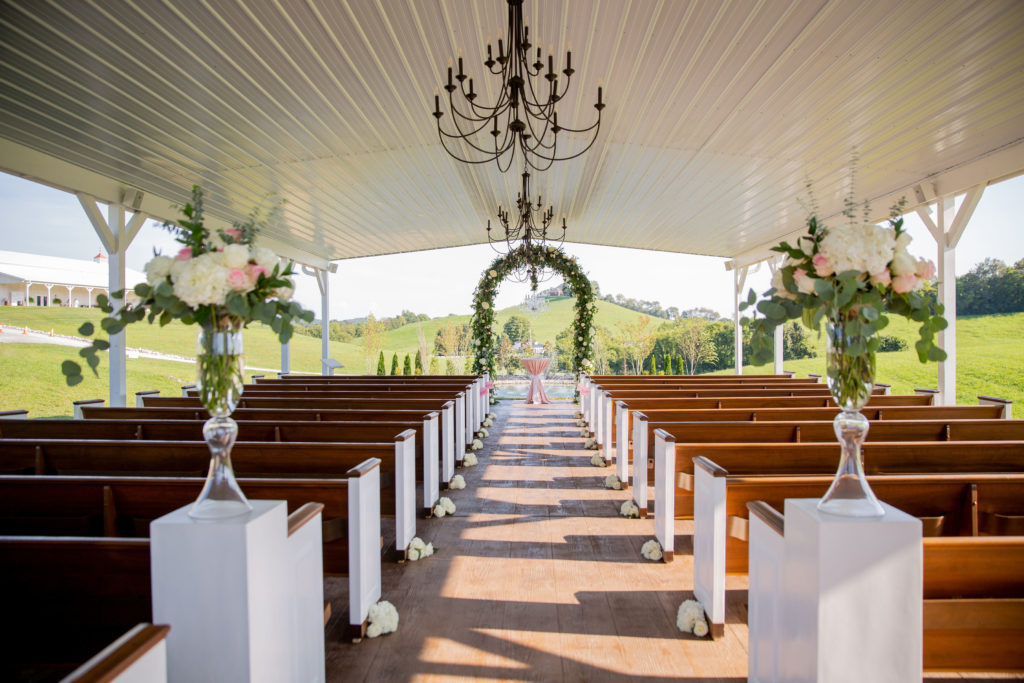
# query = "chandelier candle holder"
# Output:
<box><xmin>432</xmin><ymin>0</ymin><xmax>604</xmax><ymax>172</ymax></box>
<box><xmin>488</xmin><ymin>170</ymin><xmax>566</xmax><ymax>288</ymax></box>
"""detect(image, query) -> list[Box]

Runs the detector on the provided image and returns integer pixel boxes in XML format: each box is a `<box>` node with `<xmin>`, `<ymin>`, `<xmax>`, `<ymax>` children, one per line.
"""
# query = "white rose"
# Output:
<box><xmin>144</xmin><ymin>255</ymin><xmax>174</xmax><ymax>286</ymax></box>
<box><xmin>890</xmin><ymin>249</ymin><xmax>917</xmax><ymax>276</ymax></box>
<box><xmin>489</xmin><ymin>270</ymin><xmax>497</xmax><ymax>278</ymax></box>
<box><xmin>481</xmin><ymin>302</ymin><xmax>490</xmax><ymax>309</ymax></box>
<box><xmin>641</xmin><ymin>539</ymin><xmax>663</xmax><ymax>561</ymax></box>
<box><xmin>222</xmin><ymin>243</ymin><xmax>250</xmax><ymax>269</ymax></box>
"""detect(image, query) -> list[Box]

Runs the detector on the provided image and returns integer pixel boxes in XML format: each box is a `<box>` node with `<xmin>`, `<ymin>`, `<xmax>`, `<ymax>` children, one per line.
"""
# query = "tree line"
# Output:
<box><xmin>957</xmin><ymin>258</ymin><xmax>1024</xmax><ymax>315</ymax></box>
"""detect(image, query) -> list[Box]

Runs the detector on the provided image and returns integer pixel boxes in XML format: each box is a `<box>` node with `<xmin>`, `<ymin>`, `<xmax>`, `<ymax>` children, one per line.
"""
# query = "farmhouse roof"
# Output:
<box><xmin>0</xmin><ymin>250</ymin><xmax>145</xmax><ymax>290</ymax></box>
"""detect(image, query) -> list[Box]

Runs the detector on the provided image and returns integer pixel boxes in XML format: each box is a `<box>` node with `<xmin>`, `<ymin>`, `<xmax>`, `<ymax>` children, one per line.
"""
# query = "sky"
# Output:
<box><xmin>1</xmin><ymin>171</ymin><xmax>1022</xmax><ymax>322</ymax></box>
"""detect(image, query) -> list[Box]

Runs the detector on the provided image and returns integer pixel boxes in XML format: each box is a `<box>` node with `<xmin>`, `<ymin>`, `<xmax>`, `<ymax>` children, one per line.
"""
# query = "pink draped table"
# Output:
<box><xmin>522</xmin><ymin>358</ymin><xmax>552</xmax><ymax>405</ymax></box>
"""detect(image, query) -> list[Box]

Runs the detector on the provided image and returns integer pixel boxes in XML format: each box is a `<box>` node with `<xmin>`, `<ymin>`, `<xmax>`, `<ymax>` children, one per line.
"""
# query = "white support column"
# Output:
<box><xmin>914</xmin><ymin>184</ymin><xmax>983</xmax><ymax>406</ymax></box>
<box><xmin>77</xmin><ymin>191</ymin><xmax>147</xmax><ymax>407</ymax></box>
<box><xmin>733</xmin><ymin>265</ymin><xmax>750</xmax><ymax>374</ymax></box>
<box><xmin>767</xmin><ymin>256</ymin><xmax>785</xmax><ymax>374</ymax></box>
<box><xmin>304</xmin><ymin>264</ymin><xmax>337</xmax><ymax>376</ymax></box>
<box><xmin>86</xmin><ymin>287</ymin><xmax>94</xmax><ymax>307</ymax></box>
<box><xmin>45</xmin><ymin>283</ymin><xmax>53</xmax><ymax>306</ymax></box>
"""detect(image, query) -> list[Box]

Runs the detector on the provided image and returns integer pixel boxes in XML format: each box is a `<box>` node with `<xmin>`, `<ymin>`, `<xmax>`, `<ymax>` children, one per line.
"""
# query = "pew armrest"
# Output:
<box><xmin>0</xmin><ymin>409</ymin><xmax>28</xmax><ymax>419</ymax></box>
<box><xmin>977</xmin><ymin>395</ymin><xmax>1013</xmax><ymax>419</ymax></box>
<box><xmin>748</xmin><ymin>501</ymin><xmax>784</xmax><ymax>536</ymax></box>
<box><xmin>287</xmin><ymin>502</ymin><xmax>325</xmax><ymax>537</ymax></box>
<box><xmin>64</xmin><ymin>623</ymin><xmax>170</xmax><ymax>683</ymax></box>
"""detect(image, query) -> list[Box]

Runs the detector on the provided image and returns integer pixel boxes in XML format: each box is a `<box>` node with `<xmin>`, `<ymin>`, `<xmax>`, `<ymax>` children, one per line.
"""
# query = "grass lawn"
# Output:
<box><xmin>711</xmin><ymin>312</ymin><xmax>1024</xmax><ymax>416</ymax></box>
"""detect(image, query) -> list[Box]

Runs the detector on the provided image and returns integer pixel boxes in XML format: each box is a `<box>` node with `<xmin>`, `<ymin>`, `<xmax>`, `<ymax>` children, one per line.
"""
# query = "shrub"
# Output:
<box><xmin>666</xmin><ymin>355</ymin><xmax>674</xmax><ymax>375</ymax></box>
<box><xmin>403</xmin><ymin>353</ymin><xmax>412</xmax><ymax>375</ymax></box>
<box><xmin>647</xmin><ymin>355</ymin><xmax>656</xmax><ymax>375</ymax></box>
<box><xmin>877</xmin><ymin>335</ymin><xmax>909</xmax><ymax>352</ymax></box>
<box><xmin>376</xmin><ymin>351</ymin><xmax>386</xmax><ymax>375</ymax></box>
<box><xmin>415</xmin><ymin>350</ymin><xmax>423</xmax><ymax>375</ymax></box>
<box><xmin>428</xmin><ymin>357</ymin><xmax>440</xmax><ymax>375</ymax></box>
<box><xmin>676</xmin><ymin>354</ymin><xmax>685</xmax><ymax>377</ymax></box>
<box><xmin>445</xmin><ymin>358</ymin><xmax>457</xmax><ymax>375</ymax></box>
<box><xmin>390</xmin><ymin>353</ymin><xmax>400</xmax><ymax>375</ymax></box>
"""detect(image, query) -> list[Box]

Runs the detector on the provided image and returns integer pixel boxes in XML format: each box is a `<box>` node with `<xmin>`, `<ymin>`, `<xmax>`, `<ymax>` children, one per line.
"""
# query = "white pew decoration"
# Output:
<box><xmin>449</xmin><ymin>474</ymin><xmax>466</xmax><ymax>490</ymax></box>
<box><xmin>469</xmin><ymin>438</ymin><xmax>483</xmax><ymax>451</ymax></box>
<box><xmin>365</xmin><ymin>600</ymin><xmax>399</xmax><ymax>638</ymax></box>
<box><xmin>477</xmin><ymin>427</ymin><xmax>489</xmax><ymax>438</ymax></box>
<box><xmin>640</xmin><ymin>539</ymin><xmax>663</xmax><ymax>561</ymax></box>
<box><xmin>406</xmin><ymin>537</ymin><xmax>435</xmax><ymax>562</ymax></box>
<box><xmin>585</xmin><ymin>438</ymin><xmax>599</xmax><ymax>450</ymax></box>
<box><xmin>605</xmin><ymin>474</ymin><xmax>622</xmax><ymax>490</ymax></box>
<box><xmin>677</xmin><ymin>599</ymin><xmax>710</xmax><ymax>637</ymax></box>
<box><xmin>620</xmin><ymin>500</ymin><xmax>640</xmax><ymax>518</ymax></box>
<box><xmin>579</xmin><ymin>428</ymin><xmax>590</xmax><ymax>437</ymax></box>
<box><xmin>432</xmin><ymin>496</ymin><xmax>456</xmax><ymax>518</ymax></box>
<box><xmin>590</xmin><ymin>452</ymin><xmax>607</xmax><ymax>467</ymax></box>
<box><xmin>487</xmin><ymin>411</ymin><xmax>497</xmax><ymax>420</ymax></box>
<box><xmin>463</xmin><ymin>451</ymin><xmax>478</xmax><ymax>467</ymax></box>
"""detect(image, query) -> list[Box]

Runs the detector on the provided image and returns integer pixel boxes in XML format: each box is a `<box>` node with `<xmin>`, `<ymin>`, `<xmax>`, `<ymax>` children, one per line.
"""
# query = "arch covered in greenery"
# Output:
<box><xmin>470</xmin><ymin>244</ymin><xmax>596</xmax><ymax>377</ymax></box>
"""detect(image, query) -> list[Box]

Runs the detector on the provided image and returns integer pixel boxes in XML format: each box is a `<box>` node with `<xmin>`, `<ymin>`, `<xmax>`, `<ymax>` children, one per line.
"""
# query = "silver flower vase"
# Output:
<box><xmin>189</xmin><ymin>327</ymin><xmax>252</xmax><ymax>520</ymax></box>
<box><xmin>817</xmin><ymin>316</ymin><xmax>885</xmax><ymax>517</ymax></box>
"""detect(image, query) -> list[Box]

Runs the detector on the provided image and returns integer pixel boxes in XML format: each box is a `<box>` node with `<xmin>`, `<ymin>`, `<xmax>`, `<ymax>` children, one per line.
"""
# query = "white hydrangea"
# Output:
<box><xmin>432</xmin><ymin>496</ymin><xmax>456</xmax><ymax>518</ymax></box>
<box><xmin>605</xmin><ymin>474</ymin><xmax>622</xmax><ymax>490</ymax></box>
<box><xmin>172</xmin><ymin>252</ymin><xmax>232</xmax><ymax>307</ymax></box>
<box><xmin>407</xmin><ymin>536</ymin><xmax>435</xmax><ymax>562</ymax></box>
<box><xmin>818</xmin><ymin>223</ymin><xmax>896</xmax><ymax>275</ymax></box>
<box><xmin>366</xmin><ymin>599</ymin><xmax>399</xmax><ymax>638</ymax></box>
<box><xmin>620</xmin><ymin>500</ymin><xmax>640</xmax><ymax>518</ymax></box>
<box><xmin>677</xmin><ymin>599</ymin><xmax>708</xmax><ymax>636</ymax></box>
<box><xmin>463</xmin><ymin>450</ymin><xmax>478</xmax><ymax>467</ymax></box>
<box><xmin>222</xmin><ymin>243</ymin><xmax>250</xmax><ymax>269</ymax></box>
<box><xmin>585</xmin><ymin>438</ymin><xmax>599</xmax><ymax>450</ymax></box>
<box><xmin>253</xmin><ymin>247</ymin><xmax>279</xmax><ymax>273</ymax></box>
<box><xmin>487</xmin><ymin>412</ymin><xmax>496</xmax><ymax>420</ymax></box>
<box><xmin>590</xmin><ymin>452</ymin><xmax>606</xmax><ymax>467</ymax></box>
<box><xmin>449</xmin><ymin>474</ymin><xmax>466</xmax><ymax>490</ymax></box>
<box><xmin>470</xmin><ymin>438</ymin><xmax>483</xmax><ymax>450</ymax></box>
<box><xmin>640</xmin><ymin>539</ymin><xmax>663</xmax><ymax>561</ymax></box>
<box><xmin>477</xmin><ymin>428</ymin><xmax>488</xmax><ymax>438</ymax></box>
<box><xmin>144</xmin><ymin>255</ymin><xmax>174</xmax><ymax>286</ymax></box>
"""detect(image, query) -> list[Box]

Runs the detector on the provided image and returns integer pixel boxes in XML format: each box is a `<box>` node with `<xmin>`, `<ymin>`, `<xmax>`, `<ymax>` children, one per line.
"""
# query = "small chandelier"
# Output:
<box><xmin>520</xmin><ymin>292</ymin><xmax>549</xmax><ymax>316</ymax></box>
<box><xmin>432</xmin><ymin>0</ymin><xmax>605</xmax><ymax>173</ymax></box>
<box><xmin>488</xmin><ymin>171</ymin><xmax>566</xmax><ymax>289</ymax></box>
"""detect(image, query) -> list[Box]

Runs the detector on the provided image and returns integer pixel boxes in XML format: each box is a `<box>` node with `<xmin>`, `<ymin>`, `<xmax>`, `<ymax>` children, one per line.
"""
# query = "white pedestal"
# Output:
<box><xmin>780</xmin><ymin>499</ymin><xmax>922</xmax><ymax>683</ymax></box>
<box><xmin>151</xmin><ymin>500</ymin><xmax>291</xmax><ymax>683</ymax></box>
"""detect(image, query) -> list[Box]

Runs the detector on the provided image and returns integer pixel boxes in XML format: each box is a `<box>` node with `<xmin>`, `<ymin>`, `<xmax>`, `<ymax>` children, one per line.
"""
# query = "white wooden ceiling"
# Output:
<box><xmin>1</xmin><ymin>0</ymin><xmax>1022</xmax><ymax>268</ymax></box>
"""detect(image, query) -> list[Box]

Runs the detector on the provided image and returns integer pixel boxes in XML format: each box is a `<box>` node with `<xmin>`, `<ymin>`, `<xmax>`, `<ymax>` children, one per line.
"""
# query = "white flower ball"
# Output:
<box><xmin>677</xmin><ymin>599</ymin><xmax>706</xmax><ymax>633</ymax></box>
<box><xmin>471</xmin><ymin>438</ymin><xmax>483</xmax><ymax>450</ymax></box>
<box><xmin>366</xmin><ymin>622</ymin><xmax>383</xmax><ymax>638</ymax></box>
<box><xmin>580</xmin><ymin>428</ymin><xmax>590</xmax><ymax>437</ymax></box>
<box><xmin>144</xmin><ymin>255</ymin><xmax>174</xmax><ymax>286</ymax></box>
<box><xmin>436</xmin><ymin>496</ymin><xmax>456</xmax><ymax>515</ymax></box>
<box><xmin>641</xmin><ymin>539</ymin><xmax>663</xmax><ymax>561</ymax></box>
<box><xmin>366</xmin><ymin>599</ymin><xmax>399</xmax><ymax>636</ymax></box>
<box><xmin>620</xmin><ymin>500</ymin><xmax>640</xmax><ymax>518</ymax></box>
<box><xmin>487</xmin><ymin>412</ymin><xmax>496</xmax><ymax>420</ymax></box>
<box><xmin>693</xmin><ymin>620</ymin><xmax>709</xmax><ymax>637</ymax></box>
<box><xmin>605</xmin><ymin>474</ymin><xmax>622</xmax><ymax>490</ymax></box>
<box><xmin>449</xmin><ymin>474</ymin><xmax>466</xmax><ymax>490</ymax></box>
<box><xmin>463</xmin><ymin>451</ymin><xmax>478</xmax><ymax>467</ymax></box>
<box><xmin>590</xmin><ymin>452</ymin><xmax>606</xmax><ymax>467</ymax></box>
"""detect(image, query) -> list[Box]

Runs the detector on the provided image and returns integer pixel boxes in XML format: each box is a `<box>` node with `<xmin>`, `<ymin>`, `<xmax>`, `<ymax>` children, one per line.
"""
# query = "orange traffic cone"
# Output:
<box><xmin>50</xmin><ymin>328</ymin><xmax>54</xmax><ymax>337</ymax></box>
<box><xmin>23</xmin><ymin>327</ymin><xmax>28</xmax><ymax>334</ymax></box>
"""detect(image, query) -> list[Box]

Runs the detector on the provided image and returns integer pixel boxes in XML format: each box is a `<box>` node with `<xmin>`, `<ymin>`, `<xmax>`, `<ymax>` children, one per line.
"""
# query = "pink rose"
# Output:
<box><xmin>915</xmin><ymin>258</ymin><xmax>936</xmax><ymax>281</ymax></box>
<box><xmin>892</xmin><ymin>273</ymin><xmax>917</xmax><ymax>293</ymax></box>
<box><xmin>245</xmin><ymin>264</ymin><xmax>267</xmax><ymax>281</ymax></box>
<box><xmin>176</xmin><ymin>247</ymin><xmax>192</xmax><ymax>261</ymax></box>
<box><xmin>224</xmin><ymin>228</ymin><xmax>243</xmax><ymax>240</ymax></box>
<box><xmin>793</xmin><ymin>267</ymin><xmax>815</xmax><ymax>295</ymax></box>
<box><xmin>812</xmin><ymin>253</ymin><xmax>833</xmax><ymax>277</ymax></box>
<box><xmin>870</xmin><ymin>269</ymin><xmax>891</xmax><ymax>287</ymax></box>
<box><xmin>227</xmin><ymin>268</ymin><xmax>250</xmax><ymax>291</ymax></box>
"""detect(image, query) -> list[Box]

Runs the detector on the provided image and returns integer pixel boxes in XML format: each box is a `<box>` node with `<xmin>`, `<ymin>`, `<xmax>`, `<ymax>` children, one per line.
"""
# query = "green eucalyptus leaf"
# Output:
<box><xmin>78</xmin><ymin>322</ymin><xmax>95</xmax><ymax>336</ymax></box>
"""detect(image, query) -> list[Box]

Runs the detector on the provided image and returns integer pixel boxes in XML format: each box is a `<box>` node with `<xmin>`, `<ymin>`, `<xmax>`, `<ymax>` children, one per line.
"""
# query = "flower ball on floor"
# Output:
<box><xmin>462</xmin><ymin>451</ymin><xmax>478</xmax><ymax>467</ymax></box>
<box><xmin>620</xmin><ymin>500</ymin><xmax>640</xmax><ymax>518</ymax></box>
<box><xmin>585</xmin><ymin>438</ymin><xmax>599</xmax><ymax>450</ymax></box>
<box><xmin>579</xmin><ymin>428</ymin><xmax>589</xmax><ymax>437</ymax></box>
<box><xmin>677</xmin><ymin>599</ymin><xmax>709</xmax><ymax>637</ymax></box>
<box><xmin>640</xmin><ymin>539</ymin><xmax>663</xmax><ymax>561</ymax></box>
<box><xmin>482</xmin><ymin>418</ymin><xmax>493</xmax><ymax>427</ymax></box>
<box><xmin>366</xmin><ymin>600</ymin><xmax>399</xmax><ymax>638</ymax></box>
<box><xmin>477</xmin><ymin>427</ymin><xmax>489</xmax><ymax>438</ymax></box>
<box><xmin>487</xmin><ymin>412</ymin><xmax>497</xmax><ymax>420</ymax></box>
<box><xmin>605</xmin><ymin>474</ymin><xmax>622</xmax><ymax>490</ymax></box>
<box><xmin>407</xmin><ymin>537</ymin><xmax>435</xmax><ymax>562</ymax></box>
<box><xmin>449</xmin><ymin>474</ymin><xmax>466</xmax><ymax>490</ymax></box>
<box><xmin>432</xmin><ymin>496</ymin><xmax>456</xmax><ymax>518</ymax></box>
<box><xmin>470</xmin><ymin>438</ymin><xmax>483</xmax><ymax>450</ymax></box>
<box><xmin>590</xmin><ymin>453</ymin><xmax>607</xmax><ymax>467</ymax></box>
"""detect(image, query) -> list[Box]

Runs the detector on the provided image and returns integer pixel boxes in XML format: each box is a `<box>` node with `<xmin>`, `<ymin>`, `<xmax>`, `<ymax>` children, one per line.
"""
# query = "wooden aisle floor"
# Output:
<box><xmin>325</xmin><ymin>400</ymin><xmax>749</xmax><ymax>682</ymax></box>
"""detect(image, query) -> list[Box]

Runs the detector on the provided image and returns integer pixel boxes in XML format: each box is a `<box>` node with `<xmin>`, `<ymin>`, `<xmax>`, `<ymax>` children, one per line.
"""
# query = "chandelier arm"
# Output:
<box><xmin>446</xmin><ymin>91</ymin><xmax>503</xmax><ymax>127</ymax></box>
<box><xmin>438</xmin><ymin>130</ymin><xmax>516</xmax><ymax>166</ymax></box>
<box><xmin>440</xmin><ymin>107</ymin><xmax>518</xmax><ymax>159</ymax></box>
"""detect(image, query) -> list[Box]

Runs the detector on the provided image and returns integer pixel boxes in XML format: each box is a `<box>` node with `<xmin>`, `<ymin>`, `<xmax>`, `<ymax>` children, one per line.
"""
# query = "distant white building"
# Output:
<box><xmin>0</xmin><ymin>250</ymin><xmax>145</xmax><ymax>307</ymax></box>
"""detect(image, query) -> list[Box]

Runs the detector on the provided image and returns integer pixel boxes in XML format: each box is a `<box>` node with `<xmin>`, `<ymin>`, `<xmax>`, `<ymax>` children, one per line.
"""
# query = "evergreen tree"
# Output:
<box><xmin>403</xmin><ymin>353</ymin><xmax>412</xmax><ymax>375</ymax></box>
<box><xmin>376</xmin><ymin>351</ymin><xmax>386</xmax><ymax>375</ymax></box>
<box><xmin>445</xmin><ymin>358</ymin><xmax>457</xmax><ymax>375</ymax></box>
<box><xmin>390</xmin><ymin>352</ymin><xmax>400</xmax><ymax>375</ymax></box>
<box><xmin>676</xmin><ymin>354</ymin><xmax>685</xmax><ymax>377</ymax></box>
<box><xmin>428</xmin><ymin>357</ymin><xmax>440</xmax><ymax>375</ymax></box>
<box><xmin>647</xmin><ymin>355</ymin><xmax>657</xmax><ymax>375</ymax></box>
<box><xmin>666</xmin><ymin>355</ymin><xmax>674</xmax><ymax>375</ymax></box>
<box><xmin>415</xmin><ymin>350</ymin><xmax>424</xmax><ymax>375</ymax></box>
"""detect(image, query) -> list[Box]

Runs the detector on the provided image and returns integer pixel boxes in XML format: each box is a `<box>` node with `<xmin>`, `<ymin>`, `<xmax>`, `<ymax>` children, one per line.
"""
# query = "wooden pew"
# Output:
<box><xmin>651</xmin><ymin>436</ymin><xmax>1024</xmax><ymax>560</ymax></box>
<box><xmin>692</xmin><ymin>467</ymin><xmax>1024</xmax><ymax>637</ymax></box>
<box><xmin>746</xmin><ymin>503</ymin><xmax>1024</xmax><ymax>673</ymax></box>
<box><xmin>0</xmin><ymin>435</ymin><xmax>418</xmax><ymax>556</ymax></box>
<box><xmin>63</xmin><ymin>623</ymin><xmax>170</xmax><ymax>683</ymax></box>
<box><xmin>1</xmin><ymin>414</ymin><xmax>453</xmax><ymax>496</ymax></box>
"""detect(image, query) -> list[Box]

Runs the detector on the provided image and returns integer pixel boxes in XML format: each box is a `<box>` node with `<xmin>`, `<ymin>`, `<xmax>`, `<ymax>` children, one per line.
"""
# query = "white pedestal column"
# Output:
<box><xmin>780</xmin><ymin>499</ymin><xmax>922</xmax><ymax>683</ymax></box>
<box><xmin>151</xmin><ymin>500</ymin><xmax>292</xmax><ymax>683</ymax></box>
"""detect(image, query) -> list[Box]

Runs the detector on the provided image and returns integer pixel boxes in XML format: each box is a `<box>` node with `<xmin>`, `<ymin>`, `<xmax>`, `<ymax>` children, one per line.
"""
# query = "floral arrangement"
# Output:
<box><xmin>61</xmin><ymin>186</ymin><xmax>313</xmax><ymax>385</ymax></box>
<box><xmin>620</xmin><ymin>500</ymin><xmax>640</xmax><ymax>518</ymax></box>
<box><xmin>640</xmin><ymin>539</ymin><xmax>663</xmax><ymax>561</ymax></box>
<box><xmin>741</xmin><ymin>192</ymin><xmax>947</xmax><ymax>378</ymax></box>
<box><xmin>469</xmin><ymin>244</ymin><xmax>596</xmax><ymax>382</ymax></box>
<box><xmin>432</xmin><ymin>496</ymin><xmax>456</xmax><ymax>518</ymax></box>
<box><xmin>585</xmin><ymin>437</ymin><xmax>599</xmax><ymax>450</ymax></box>
<box><xmin>590</xmin><ymin>452</ymin><xmax>607</xmax><ymax>467</ymax></box>
<box><xmin>449</xmin><ymin>474</ymin><xmax>467</xmax><ymax>490</ymax></box>
<box><xmin>407</xmin><ymin>537</ymin><xmax>435</xmax><ymax>562</ymax></box>
<box><xmin>366</xmin><ymin>600</ymin><xmax>399</xmax><ymax>638</ymax></box>
<box><xmin>477</xmin><ymin>427</ymin><xmax>489</xmax><ymax>438</ymax></box>
<box><xmin>469</xmin><ymin>438</ymin><xmax>483</xmax><ymax>451</ymax></box>
<box><xmin>462</xmin><ymin>451</ymin><xmax>478</xmax><ymax>467</ymax></box>
<box><xmin>677</xmin><ymin>599</ymin><xmax>709</xmax><ymax>637</ymax></box>
<box><xmin>576</xmin><ymin>419</ymin><xmax>587</xmax><ymax>427</ymax></box>
<box><xmin>579</xmin><ymin>427</ymin><xmax>590</xmax><ymax>437</ymax></box>
<box><xmin>482</xmin><ymin>416</ymin><xmax>494</xmax><ymax>428</ymax></box>
<box><xmin>487</xmin><ymin>411</ymin><xmax>497</xmax><ymax>420</ymax></box>
<box><xmin>605</xmin><ymin>474</ymin><xmax>622</xmax><ymax>490</ymax></box>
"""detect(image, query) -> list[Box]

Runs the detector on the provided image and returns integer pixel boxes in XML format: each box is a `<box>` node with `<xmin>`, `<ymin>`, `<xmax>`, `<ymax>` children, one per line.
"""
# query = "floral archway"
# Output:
<box><xmin>470</xmin><ymin>244</ymin><xmax>595</xmax><ymax>378</ymax></box>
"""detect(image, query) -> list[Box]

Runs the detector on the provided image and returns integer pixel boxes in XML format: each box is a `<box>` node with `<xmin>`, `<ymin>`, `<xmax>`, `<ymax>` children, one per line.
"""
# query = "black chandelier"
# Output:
<box><xmin>432</xmin><ymin>0</ymin><xmax>605</xmax><ymax>173</ymax></box>
<box><xmin>488</xmin><ymin>171</ymin><xmax>566</xmax><ymax>287</ymax></box>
